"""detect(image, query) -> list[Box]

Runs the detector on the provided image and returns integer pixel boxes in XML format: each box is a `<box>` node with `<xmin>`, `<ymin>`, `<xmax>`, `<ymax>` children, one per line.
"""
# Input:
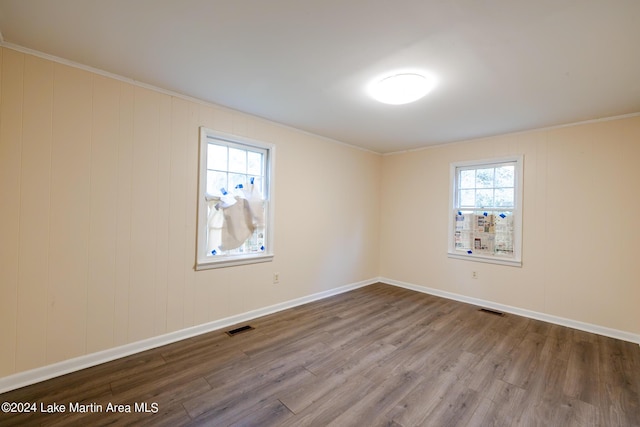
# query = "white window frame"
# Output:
<box><xmin>447</xmin><ymin>155</ymin><xmax>523</xmax><ymax>267</ymax></box>
<box><xmin>195</xmin><ymin>127</ymin><xmax>275</xmax><ymax>270</ymax></box>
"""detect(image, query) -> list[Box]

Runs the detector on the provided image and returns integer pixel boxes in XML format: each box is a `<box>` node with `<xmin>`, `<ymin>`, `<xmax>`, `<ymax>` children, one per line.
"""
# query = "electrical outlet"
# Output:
<box><xmin>273</xmin><ymin>272</ymin><xmax>280</xmax><ymax>284</ymax></box>
<box><xmin>472</xmin><ymin>271</ymin><xmax>478</xmax><ymax>279</ymax></box>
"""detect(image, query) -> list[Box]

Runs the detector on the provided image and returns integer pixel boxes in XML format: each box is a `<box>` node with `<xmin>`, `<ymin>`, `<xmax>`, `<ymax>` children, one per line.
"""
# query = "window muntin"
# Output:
<box><xmin>457</xmin><ymin>164</ymin><xmax>515</xmax><ymax>209</ymax></box>
<box><xmin>196</xmin><ymin>128</ymin><xmax>274</xmax><ymax>270</ymax></box>
<box><xmin>449</xmin><ymin>157</ymin><xmax>522</xmax><ymax>266</ymax></box>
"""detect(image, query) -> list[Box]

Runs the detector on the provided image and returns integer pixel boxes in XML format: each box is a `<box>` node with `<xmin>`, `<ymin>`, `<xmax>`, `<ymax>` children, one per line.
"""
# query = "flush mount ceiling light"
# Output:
<box><xmin>369</xmin><ymin>72</ymin><xmax>436</xmax><ymax>105</ymax></box>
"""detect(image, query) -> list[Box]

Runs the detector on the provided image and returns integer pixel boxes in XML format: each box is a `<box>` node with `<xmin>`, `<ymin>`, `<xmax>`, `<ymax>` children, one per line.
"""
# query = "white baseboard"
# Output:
<box><xmin>379</xmin><ymin>277</ymin><xmax>640</xmax><ymax>345</ymax></box>
<box><xmin>0</xmin><ymin>278</ymin><xmax>376</xmax><ymax>394</ymax></box>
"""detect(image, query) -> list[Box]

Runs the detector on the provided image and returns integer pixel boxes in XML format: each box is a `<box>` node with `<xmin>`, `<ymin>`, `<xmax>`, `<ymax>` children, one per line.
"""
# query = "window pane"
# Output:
<box><xmin>494</xmin><ymin>213</ymin><xmax>514</xmax><ymax>254</ymax></box>
<box><xmin>207</xmin><ymin>171</ymin><xmax>228</xmax><ymax>196</ymax></box>
<box><xmin>247</xmin><ymin>151</ymin><xmax>263</xmax><ymax>175</ymax></box>
<box><xmin>249</xmin><ymin>176</ymin><xmax>265</xmax><ymax>194</ymax></box>
<box><xmin>207</xmin><ymin>144</ymin><xmax>227</xmax><ymax>171</ymax></box>
<box><xmin>476</xmin><ymin>168</ymin><xmax>494</xmax><ymax>188</ymax></box>
<box><xmin>495</xmin><ymin>165</ymin><xmax>514</xmax><ymax>187</ymax></box>
<box><xmin>460</xmin><ymin>170</ymin><xmax>475</xmax><ymax>189</ymax></box>
<box><xmin>495</xmin><ymin>188</ymin><xmax>514</xmax><ymax>207</ymax></box>
<box><xmin>228</xmin><ymin>147</ymin><xmax>247</xmax><ymax>173</ymax></box>
<box><xmin>229</xmin><ymin>173</ymin><xmax>246</xmax><ymax>190</ymax></box>
<box><xmin>459</xmin><ymin>189</ymin><xmax>475</xmax><ymax>207</ymax></box>
<box><xmin>476</xmin><ymin>189</ymin><xmax>494</xmax><ymax>207</ymax></box>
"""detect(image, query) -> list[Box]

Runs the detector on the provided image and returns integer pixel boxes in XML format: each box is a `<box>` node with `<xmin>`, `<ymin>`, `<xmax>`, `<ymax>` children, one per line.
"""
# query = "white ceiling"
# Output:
<box><xmin>0</xmin><ymin>0</ymin><xmax>639</xmax><ymax>153</ymax></box>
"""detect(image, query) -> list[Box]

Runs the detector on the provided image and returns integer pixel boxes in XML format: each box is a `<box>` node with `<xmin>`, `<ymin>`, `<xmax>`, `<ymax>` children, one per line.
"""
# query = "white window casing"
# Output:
<box><xmin>196</xmin><ymin>127</ymin><xmax>275</xmax><ymax>270</ymax></box>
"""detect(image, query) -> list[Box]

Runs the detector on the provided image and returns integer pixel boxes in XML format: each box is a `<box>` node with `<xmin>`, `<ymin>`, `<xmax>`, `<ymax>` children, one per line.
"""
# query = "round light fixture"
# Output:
<box><xmin>369</xmin><ymin>72</ymin><xmax>436</xmax><ymax>105</ymax></box>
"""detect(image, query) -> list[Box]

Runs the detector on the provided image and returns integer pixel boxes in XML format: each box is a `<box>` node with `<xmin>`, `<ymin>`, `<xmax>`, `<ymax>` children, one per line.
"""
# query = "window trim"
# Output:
<box><xmin>195</xmin><ymin>127</ymin><xmax>275</xmax><ymax>270</ymax></box>
<box><xmin>447</xmin><ymin>155</ymin><xmax>523</xmax><ymax>267</ymax></box>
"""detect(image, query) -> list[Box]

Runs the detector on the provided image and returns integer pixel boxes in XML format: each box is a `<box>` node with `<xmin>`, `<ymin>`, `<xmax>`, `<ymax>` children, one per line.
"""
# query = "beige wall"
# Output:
<box><xmin>0</xmin><ymin>47</ymin><xmax>381</xmax><ymax>377</ymax></box>
<box><xmin>380</xmin><ymin>115</ymin><xmax>640</xmax><ymax>336</ymax></box>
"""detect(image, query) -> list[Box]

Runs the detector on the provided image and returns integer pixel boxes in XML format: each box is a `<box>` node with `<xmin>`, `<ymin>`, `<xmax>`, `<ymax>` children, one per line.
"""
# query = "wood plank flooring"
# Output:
<box><xmin>1</xmin><ymin>283</ymin><xmax>639</xmax><ymax>426</ymax></box>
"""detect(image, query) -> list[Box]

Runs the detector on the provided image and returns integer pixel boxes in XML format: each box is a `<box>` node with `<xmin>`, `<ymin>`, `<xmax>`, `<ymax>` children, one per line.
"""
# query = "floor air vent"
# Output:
<box><xmin>225</xmin><ymin>325</ymin><xmax>255</xmax><ymax>336</ymax></box>
<box><xmin>479</xmin><ymin>308</ymin><xmax>505</xmax><ymax>317</ymax></box>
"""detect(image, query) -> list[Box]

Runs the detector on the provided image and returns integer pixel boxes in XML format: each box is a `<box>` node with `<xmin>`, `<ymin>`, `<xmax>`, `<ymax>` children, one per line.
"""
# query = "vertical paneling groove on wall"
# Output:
<box><xmin>166</xmin><ymin>98</ymin><xmax>189</xmax><ymax>333</ymax></box>
<box><xmin>113</xmin><ymin>82</ymin><xmax>134</xmax><ymax>347</ymax></box>
<box><xmin>621</xmin><ymin>121</ymin><xmax>640</xmax><ymax>330</ymax></box>
<box><xmin>533</xmin><ymin>132</ymin><xmax>549</xmax><ymax>311</ymax></box>
<box><xmin>182</xmin><ymin>101</ymin><xmax>200</xmax><ymax>329</ymax></box>
<box><xmin>128</xmin><ymin>87</ymin><xmax>160</xmax><ymax>342</ymax></box>
<box><xmin>154</xmin><ymin>94</ymin><xmax>172</xmax><ymax>336</ymax></box>
<box><xmin>0</xmin><ymin>48</ymin><xmax>21</xmax><ymax>377</ymax></box>
<box><xmin>47</xmin><ymin>64</ymin><xmax>93</xmax><ymax>365</ymax></box>
<box><xmin>16</xmin><ymin>55</ymin><xmax>53</xmax><ymax>372</ymax></box>
<box><xmin>86</xmin><ymin>75</ymin><xmax>120</xmax><ymax>354</ymax></box>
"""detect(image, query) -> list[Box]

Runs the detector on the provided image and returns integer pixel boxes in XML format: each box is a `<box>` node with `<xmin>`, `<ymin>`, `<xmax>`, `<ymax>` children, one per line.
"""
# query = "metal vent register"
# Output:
<box><xmin>478</xmin><ymin>308</ymin><xmax>505</xmax><ymax>317</ymax></box>
<box><xmin>225</xmin><ymin>325</ymin><xmax>255</xmax><ymax>336</ymax></box>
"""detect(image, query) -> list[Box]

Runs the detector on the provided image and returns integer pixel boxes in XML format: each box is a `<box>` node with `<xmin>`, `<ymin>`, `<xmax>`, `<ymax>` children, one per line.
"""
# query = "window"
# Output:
<box><xmin>196</xmin><ymin>127</ymin><xmax>274</xmax><ymax>270</ymax></box>
<box><xmin>448</xmin><ymin>156</ymin><xmax>523</xmax><ymax>266</ymax></box>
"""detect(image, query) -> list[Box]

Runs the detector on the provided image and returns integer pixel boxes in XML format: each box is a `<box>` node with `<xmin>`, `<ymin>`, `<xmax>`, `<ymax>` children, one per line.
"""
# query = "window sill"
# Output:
<box><xmin>195</xmin><ymin>253</ymin><xmax>274</xmax><ymax>270</ymax></box>
<box><xmin>448</xmin><ymin>252</ymin><xmax>522</xmax><ymax>267</ymax></box>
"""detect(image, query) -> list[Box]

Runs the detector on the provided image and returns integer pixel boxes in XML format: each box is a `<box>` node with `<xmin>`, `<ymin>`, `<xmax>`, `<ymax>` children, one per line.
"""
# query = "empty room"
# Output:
<box><xmin>0</xmin><ymin>1</ymin><xmax>639</xmax><ymax>426</ymax></box>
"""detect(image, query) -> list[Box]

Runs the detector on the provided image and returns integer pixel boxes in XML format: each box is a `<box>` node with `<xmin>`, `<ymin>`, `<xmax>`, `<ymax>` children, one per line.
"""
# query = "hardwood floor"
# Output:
<box><xmin>1</xmin><ymin>283</ymin><xmax>639</xmax><ymax>426</ymax></box>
